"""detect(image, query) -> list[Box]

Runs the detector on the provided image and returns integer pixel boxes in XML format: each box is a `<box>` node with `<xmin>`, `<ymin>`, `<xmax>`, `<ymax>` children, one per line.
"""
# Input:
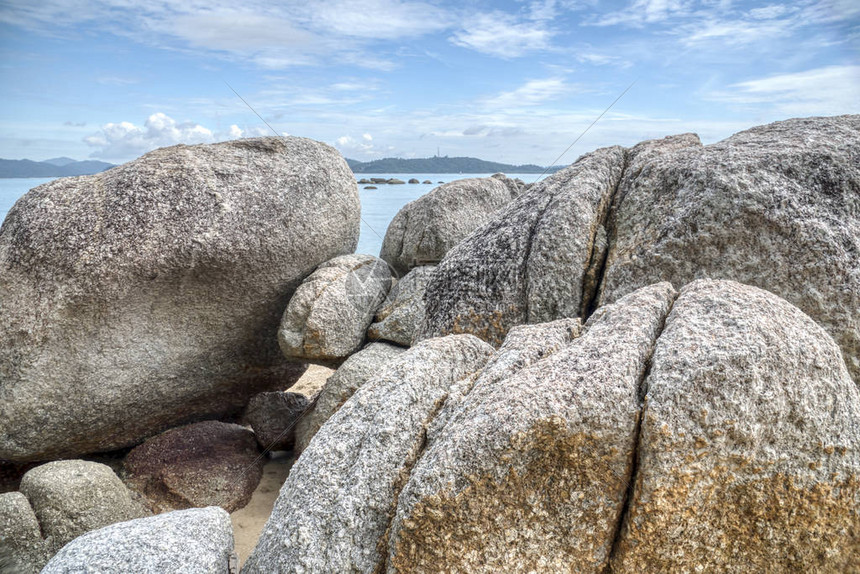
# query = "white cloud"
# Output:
<box><xmin>450</xmin><ymin>12</ymin><xmax>553</xmax><ymax>58</ymax></box>
<box><xmin>363</xmin><ymin>133</ymin><xmax>373</xmax><ymax>141</ymax></box>
<box><xmin>229</xmin><ymin>124</ymin><xmax>243</xmax><ymax>138</ymax></box>
<box><xmin>84</xmin><ymin>113</ymin><xmax>215</xmax><ymax>160</ymax></box>
<box><xmin>482</xmin><ymin>78</ymin><xmax>573</xmax><ymax>109</ymax></box>
<box><xmin>707</xmin><ymin>65</ymin><xmax>860</xmax><ymax>116</ymax></box>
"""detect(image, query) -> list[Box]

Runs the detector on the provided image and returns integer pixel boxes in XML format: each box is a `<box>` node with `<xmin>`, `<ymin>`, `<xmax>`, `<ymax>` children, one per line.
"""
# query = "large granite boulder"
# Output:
<box><xmin>380</xmin><ymin>174</ymin><xmax>522</xmax><ymax>275</ymax></box>
<box><xmin>41</xmin><ymin>507</ymin><xmax>234</xmax><ymax>574</ymax></box>
<box><xmin>19</xmin><ymin>461</ymin><xmax>148</xmax><ymax>554</ymax></box>
<box><xmin>242</xmin><ymin>335</ymin><xmax>494</xmax><ymax>573</ymax></box>
<box><xmin>368</xmin><ymin>266</ymin><xmax>435</xmax><ymax>346</ymax></box>
<box><xmin>0</xmin><ymin>491</ymin><xmax>48</xmax><ymax>573</ymax></box>
<box><xmin>610</xmin><ymin>280</ymin><xmax>860</xmax><ymax>572</ymax></box>
<box><xmin>419</xmin><ymin>116</ymin><xmax>860</xmax><ymax>384</ymax></box>
<box><xmin>387</xmin><ymin>284</ymin><xmax>673</xmax><ymax>572</ymax></box>
<box><xmin>278</xmin><ymin>254</ymin><xmax>393</xmax><ymax>364</ymax></box>
<box><xmin>598</xmin><ymin>116</ymin><xmax>860</xmax><ymax>384</ymax></box>
<box><xmin>124</xmin><ymin>421</ymin><xmax>264</xmax><ymax>513</ymax></box>
<box><xmin>0</xmin><ymin>136</ymin><xmax>358</xmax><ymax>462</ymax></box>
<box><xmin>242</xmin><ymin>392</ymin><xmax>310</xmax><ymax>451</ymax></box>
<box><xmin>294</xmin><ymin>342</ymin><xmax>407</xmax><ymax>453</ymax></box>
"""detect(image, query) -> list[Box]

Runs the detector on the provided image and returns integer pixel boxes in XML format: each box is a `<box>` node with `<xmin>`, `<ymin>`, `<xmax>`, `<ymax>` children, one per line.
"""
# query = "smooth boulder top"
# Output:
<box><xmin>418</xmin><ymin>116</ymin><xmax>860</xmax><ymax>384</ymax></box>
<box><xmin>380</xmin><ymin>173</ymin><xmax>522</xmax><ymax>275</ymax></box>
<box><xmin>242</xmin><ymin>335</ymin><xmax>494</xmax><ymax>574</ymax></box>
<box><xmin>41</xmin><ymin>507</ymin><xmax>235</xmax><ymax>574</ymax></box>
<box><xmin>0</xmin><ymin>136</ymin><xmax>358</xmax><ymax>461</ymax></box>
<box><xmin>278</xmin><ymin>254</ymin><xmax>393</xmax><ymax>364</ymax></box>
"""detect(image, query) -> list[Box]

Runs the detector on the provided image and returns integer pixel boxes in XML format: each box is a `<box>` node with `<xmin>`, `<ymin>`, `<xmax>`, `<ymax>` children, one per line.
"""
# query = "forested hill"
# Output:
<box><xmin>0</xmin><ymin>158</ymin><xmax>115</xmax><ymax>178</ymax></box>
<box><xmin>345</xmin><ymin>156</ymin><xmax>562</xmax><ymax>174</ymax></box>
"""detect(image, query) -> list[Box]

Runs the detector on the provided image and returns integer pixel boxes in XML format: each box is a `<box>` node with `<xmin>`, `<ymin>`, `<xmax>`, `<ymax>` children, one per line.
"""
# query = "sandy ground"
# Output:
<box><xmin>230</xmin><ymin>452</ymin><xmax>295</xmax><ymax>566</ymax></box>
<box><xmin>229</xmin><ymin>364</ymin><xmax>333</xmax><ymax>566</ymax></box>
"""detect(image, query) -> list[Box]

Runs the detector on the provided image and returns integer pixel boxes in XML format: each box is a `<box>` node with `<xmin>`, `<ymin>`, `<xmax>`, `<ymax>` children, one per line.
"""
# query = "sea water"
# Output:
<box><xmin>0</xmin><ymin>173</ymin><xmax>549</xmax><ymax>256</ymax></box>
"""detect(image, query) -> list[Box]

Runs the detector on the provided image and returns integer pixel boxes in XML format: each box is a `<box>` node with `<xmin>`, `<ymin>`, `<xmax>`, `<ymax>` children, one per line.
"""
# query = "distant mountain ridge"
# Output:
<box><xmin>0</xmin><ymin>158</ymin><xmax>115</xmax><ymax>178</ymax></box>
<box><xmin>346</xmin><ymin>156</ymin><xmax>562</xmax><ymax>174</ymax></box>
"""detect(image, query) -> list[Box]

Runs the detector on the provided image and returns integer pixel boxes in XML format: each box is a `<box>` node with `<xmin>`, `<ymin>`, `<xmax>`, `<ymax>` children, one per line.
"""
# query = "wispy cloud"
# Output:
<box><xmin>589</xmin><ymin>0</ymin><xmax>693</xmax><ymax>27</ymax></box>
<box><xmin>706</xmin><ymin>65</ymin><xmax>860</xmax><ymax>116</ymax></box>
<box><xmin>481</xmin><ymin>78</ymin><xmax>575</xmax><ymax>109</ymax></box>
<box><xmin>450</xmin><ymin>12</ymin><xmax>554</xmax><ymax>58</ymax></box>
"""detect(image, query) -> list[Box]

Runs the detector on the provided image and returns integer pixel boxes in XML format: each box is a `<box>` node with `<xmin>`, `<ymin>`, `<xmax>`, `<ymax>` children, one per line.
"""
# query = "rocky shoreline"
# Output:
<box><xmin>1</xmin><ymin>115</ymin><xmax>858</xmax><ymax>572</ymax></box>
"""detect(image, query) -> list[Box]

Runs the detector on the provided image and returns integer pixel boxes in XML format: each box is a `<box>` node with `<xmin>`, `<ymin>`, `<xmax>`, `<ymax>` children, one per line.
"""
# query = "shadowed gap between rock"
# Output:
<box><xmin>373</xmin><ymin>387</ymin><xmax>463</xmax><ymax>574</ymax></box>
<box><xmin>581</xmin><ymin>150</ymin><xmax>629</xmax><ymax>321</ymax></box>
<box><xmin>602</xmin><ymin>289</ymin><xmax>677</xmax><ymax>573</ymax></box>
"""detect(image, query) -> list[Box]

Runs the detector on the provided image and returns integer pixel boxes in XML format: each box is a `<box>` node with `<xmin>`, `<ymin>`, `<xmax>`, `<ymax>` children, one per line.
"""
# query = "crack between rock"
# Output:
<box><xmin>522</xmin><ymin>194</ymin><xmax>562</xmax><ymax>324</ymax></box>
<box><xmin>372</xmin><ymin>390</ymin><xmax>455</xmax><ymax>574</ymax></box>
<box><xmin>602</xmin><ymin>291</ymin><xmax>676</xmax><ymax>573</ymax></box>
<box><xmin>581</xmin><ymin>150</ymin><xmax>629</xmax><ymax>321</ymax></box>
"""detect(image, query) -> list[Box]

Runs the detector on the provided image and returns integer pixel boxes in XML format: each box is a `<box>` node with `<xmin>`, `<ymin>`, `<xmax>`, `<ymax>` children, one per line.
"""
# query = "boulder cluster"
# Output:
<box><xmin>1</xmin><ymin>116</ymin><xmax>858</xmax><ymax>573</ymax></box>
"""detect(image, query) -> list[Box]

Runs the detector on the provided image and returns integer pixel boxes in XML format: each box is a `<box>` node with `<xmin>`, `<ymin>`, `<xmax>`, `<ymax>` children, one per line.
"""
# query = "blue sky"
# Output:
<box><xmin>1</xmin><ymin>0</ymin><xmax>857</xmax><ymax>165</ymax></box>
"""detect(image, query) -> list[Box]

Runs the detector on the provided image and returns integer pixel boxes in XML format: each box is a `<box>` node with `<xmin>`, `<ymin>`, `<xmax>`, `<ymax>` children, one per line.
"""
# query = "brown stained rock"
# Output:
<box><xmin>387</xmin><ymin>283</ymin><xmax>676</xmax><ymax>573</ymax></box>
<box><xmin>0</xmin><ymin>136</ymin><xmax>358</xmax><ymax>462</ymax></box>
<box><xmin>124</xmin><ymin>421</ymin><xmax>264</xmax><ymax>514</ymax></box>
<box><xmin>610</xmin><ymin>279</ymin><xmax>860</xmax><ymax>572</ymax></box>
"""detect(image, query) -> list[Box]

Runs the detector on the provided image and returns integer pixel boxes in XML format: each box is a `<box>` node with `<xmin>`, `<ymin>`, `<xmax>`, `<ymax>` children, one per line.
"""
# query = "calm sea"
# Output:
<box><xmin>0</xmin><ymin>173</ymin><xmax>548</xmax><ymax>256</ymax></box>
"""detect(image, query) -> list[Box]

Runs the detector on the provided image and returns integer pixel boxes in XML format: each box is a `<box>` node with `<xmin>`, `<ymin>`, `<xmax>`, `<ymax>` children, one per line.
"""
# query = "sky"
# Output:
<box><xmin>0</xmin><ymin>0</ymin><xmax>858</xmax><ymax>166</ymax></box>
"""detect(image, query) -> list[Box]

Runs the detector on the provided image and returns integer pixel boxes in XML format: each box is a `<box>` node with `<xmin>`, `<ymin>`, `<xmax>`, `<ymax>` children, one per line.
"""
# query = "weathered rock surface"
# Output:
<box><xmin>380</xmin><ymin>173</ymin><xmax>522</xmax><ymax>275</ymax></box>
<box><xmin>0</xmin><ymin>491</ymin><xmax>47</xmax><ymax>573</ymax></box>
<box><xmin>19</xmin><ymin>461</ymin><xmax>147</xmax><ymax>554</ymax></box>
<box><xmin>611</xmin><ymin>280</ymin><xmax>860</xmax><ymax>572</ymax></box>
<box><xmin>387</xmin><ymin>284</ymin><xmax>675</xmax><ymax>573</ymax></box>
<box><xmin>599</xmin><ymin>116</ymin><xmax>860</xmax><ymax>384</ymax></box>
<box><xmin>368</xmin><ymin>266</ymin><xmax>435</xmax><ymax>346</ymax></box>
<box><xmin>294</xmin><ymin>342</ymin><xmax>407</xmax><ymax>453</ymax></box>
<box><xmin>124</xmin><ymin>421</ymin><xmax>263</xmax><ymax>513</ymax></box>
<box><xmin>278</xmin><ymin>254</ymin><xmax>393</xmax><ymax>364</ymax></box>
<box><xmin>242</xmin><ymin>335</ymin><xmax>494</xmax><ymax>573</ymax></box>
<box><xmin>242</xmin><ymin>392</ymin><xmax>310</xmax><ymax>451</ymax></box>
<box><xmin>0</xmin><ymin>136</ymin><xmax>358</xmax><ymax>461</ymax></box>
<box><xmin>417</xmin><ymin>146</ymin><xmax>631</xmax><ymax>345</ymax></box>
<box><xmin>41</xmin><ymin>507</ymin><xmax>234</xmax><ymax>574</ymax></box>
<box><xmin>419</xmin><ymin>117</ymin><xmax>859</xmax><ymax>386</ymax></box>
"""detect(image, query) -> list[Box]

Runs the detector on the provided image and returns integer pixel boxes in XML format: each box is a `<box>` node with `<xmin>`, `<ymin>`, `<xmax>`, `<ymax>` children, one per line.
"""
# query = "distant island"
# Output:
<box><xmin>346</xmin><ymin>156</ymin><xmax>563</xmax><ymax>174</ymax></box>
<box><xmin>0</xmin><ymin>157</ymin><xmax>115</xmax><ymax>178</ymax></box>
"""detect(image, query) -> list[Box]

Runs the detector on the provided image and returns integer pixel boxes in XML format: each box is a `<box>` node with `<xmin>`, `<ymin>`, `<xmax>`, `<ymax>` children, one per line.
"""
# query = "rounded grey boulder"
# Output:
<box><xmin>380</xmin><ymin>174</ymin><xmax>522</xmax><ymax>275</ymax></box>
<box><xmin>0</xmin><ymin>136</ymin><xmax>359</xmax><ymax>461</ymax></box>
<box><xmin>41</xmin><ymin>507</ymin><xmax>234</xmax><ymax>574</ymax></box>
<box><xmin>278</xmin><ymin>254</ymin><xmax>393</xmax><ymax>364</ymax></box>
<box><xmin>367</xmin><ymin>265</ymin><xmax>436</xmax><ymax>346</ymax></box>
<box><xmin>19</xmin><ymin>460</ymin><xmax>148</xmax><ymax>555</ymax></box>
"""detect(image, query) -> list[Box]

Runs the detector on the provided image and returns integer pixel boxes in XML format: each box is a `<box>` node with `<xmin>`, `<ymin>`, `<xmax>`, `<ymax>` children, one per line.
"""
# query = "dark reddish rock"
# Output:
<box><xmin>242</xmin><ymin>392</ymin><xmax>310</xmax><ymax>451</ymax></box>
<box><xmin>124</xmin><ymin>421</ymin><xmax>264</xmax><ymax>513</ymax></box>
